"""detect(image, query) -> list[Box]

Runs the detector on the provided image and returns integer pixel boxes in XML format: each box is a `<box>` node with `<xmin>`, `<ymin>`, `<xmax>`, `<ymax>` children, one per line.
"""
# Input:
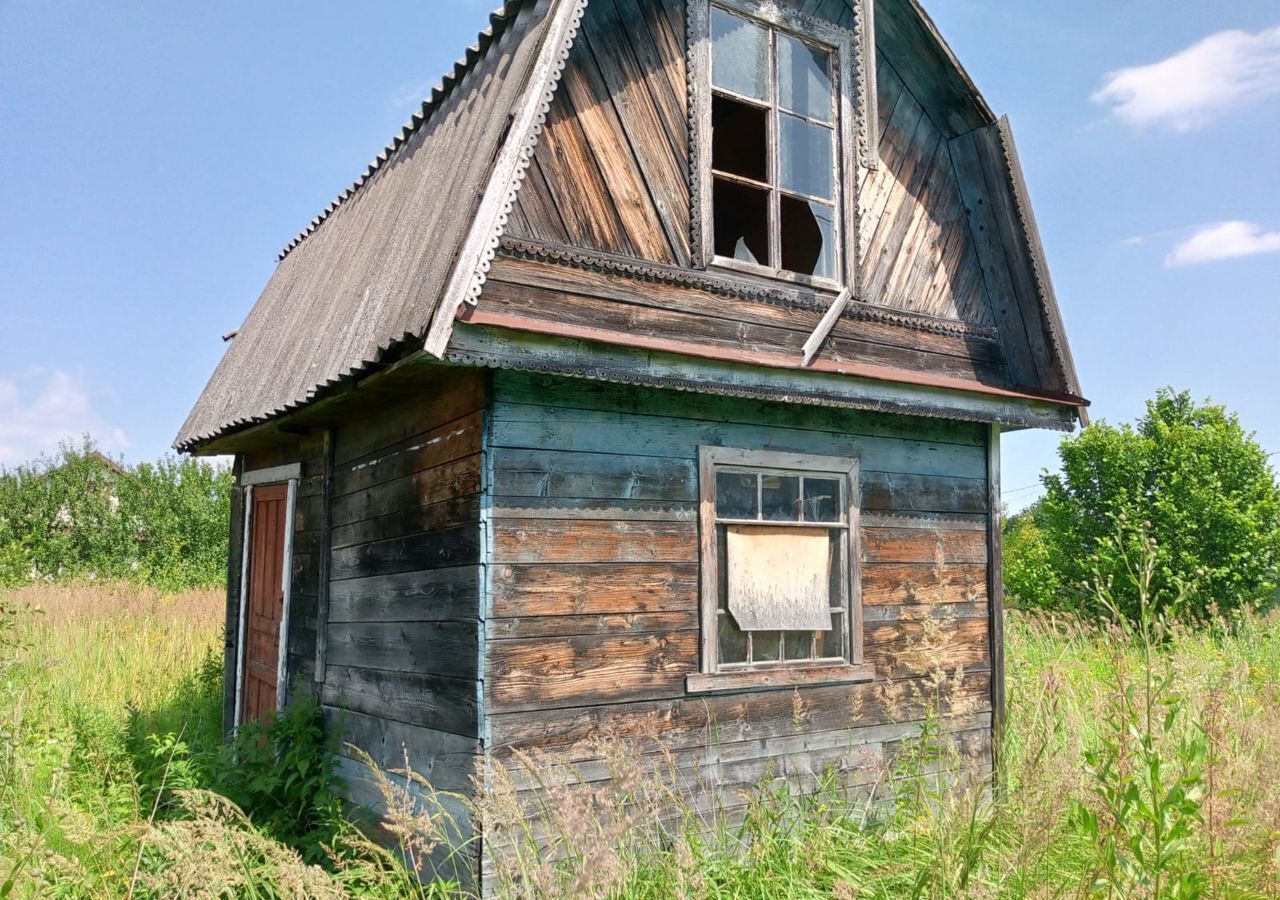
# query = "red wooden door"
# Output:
<box><xmin>242</xmin><ymin>483</ymin><xmax>289</xmax><ymax>725</ymax></box>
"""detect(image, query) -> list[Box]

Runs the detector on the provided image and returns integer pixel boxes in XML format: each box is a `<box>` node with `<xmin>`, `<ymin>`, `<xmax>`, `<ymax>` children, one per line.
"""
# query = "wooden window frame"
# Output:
<box><xmin>689</xmin><ymin>446</ymin><xmax>872</xmax><ymax>694</ymax></box>
<box><xmin>232</xmin><ymin>465</ymin><xmax>299</xmax><ymax>728</ymax></box>
<box><xmin>689</xmin><ymin>0</ymin><xmax>873</xmax><ymax>293</ymax></box>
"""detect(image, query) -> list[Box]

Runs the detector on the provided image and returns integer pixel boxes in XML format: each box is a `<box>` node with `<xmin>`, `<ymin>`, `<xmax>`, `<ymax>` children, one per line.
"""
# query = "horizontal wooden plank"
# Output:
<box><xmin>861</xmin><ymin>471</ymin><xmax>987</xmax><ymax>514</ymax></box>
<box><xmin>861</xmin><ymin>562</ymin><xmax>989</xmax><ymax>606</ymax></box>
<box><xmin>326</xmin><ymin>621</ymin><xmax>480</xmax><ymax>680</ymax></box>
<box><xmin>495</xmin><ymin>370</ymin><xmax>986</xmax><ymax>447</ymax></box>
<box><xmin>492</xmin><ymin>447</ymin><xmax>697</xmax><ymax>501</ymax></box>
<box><xmin>489</xmin><ymin>562</ymin><xmax>699</xmax><ymax>617</ymax></box>
<box><xmin>491</xmin><ymin>496</ymin><xmax>697</xmax><ymax>522</ymax></box>
<box><xmin>334</xmin><ymin>370</ymin><xmax>484</xmax><ymax>466</ymax></box>
<box><xmin>489</xmin><ymin>669</ymin><xmax>992</xmax><ymax>753</ymax></box>
<box><xmin>489</xmin><ymin>610</ymin><xmax>697</xmax><ymax>640</ymax></box>
<box><xmin>863</xmin><ymin>601</ymin><xmax>987</xmax><ymax>623</ymax></box>
<box><xmin>491</xmin><ymin>403</ymin><xmax>988</xmax><ymax>479</ymax></box>
<box><xmin>480</xmin><ymin>278</ymin><xmax>1008</xmax><ymax>385</ymax></box>
<box><xmin>487</xmin><ymin>631</ymin><xmax>699</xmax><ymax>712</ymax></box>
<box><xmin>328</xmin><ymin>567</ymin><xmax>481</xmax><ymax>624</ymax></box>
<box><xmin>333</xmin><ymin>411</ymin><xmax>483</xmax><ymax>498</ymax></box>
<box><xmin>322</xmin><ymin>664</ymin><xmax>478</xmax><ymax>737</ymax></box>
<box><xmin>331</xmin><ymin>494</ymin><xmax>481</xmax><ymax>550</ymax></box>
<box><xmin>491</xmin><ymin>518</ymin><xmax>697</xmax><ymax>564</ymax></box>
<box><xmin>324</xmin><ymin>706</ymin><xmax>480</xmax><ymax>792</ymax></box>
<box><xmin>861</xmin><ymin>525</ymin><xmax>988</xmax><ymax>564</ymax></box>
<box><xmin>331</xmin><ymin>453</ymin><xmax>482</xmax><ymax>528</ymax></box>
<box><xmin>331</xmin><ymin>525</ymin><xmax>481</xmax><ymax>581</ymax></box>
<box><xmin>864</xmin><ymin>618</ymin><xmax>991</xmax><ymax>678</ymax></box>
<box><xmin>486</xmin><ymin>254</ymin><xmax>1005</xmax><ymax>364</ymax></box>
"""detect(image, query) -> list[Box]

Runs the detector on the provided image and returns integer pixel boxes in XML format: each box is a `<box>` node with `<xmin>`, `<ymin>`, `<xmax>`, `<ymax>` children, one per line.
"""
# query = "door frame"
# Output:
<box><xmin>233</xmin><ymin>463</ymin><xmax>300</xmax><ymax>727</ymax></box>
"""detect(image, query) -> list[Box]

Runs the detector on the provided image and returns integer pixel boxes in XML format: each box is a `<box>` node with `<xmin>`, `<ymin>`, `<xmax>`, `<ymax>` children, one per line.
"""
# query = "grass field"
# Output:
<box><xmin>2</xmin><ymin>582</ymin><xmax>1278</xmax><ymax>898</ymax></box>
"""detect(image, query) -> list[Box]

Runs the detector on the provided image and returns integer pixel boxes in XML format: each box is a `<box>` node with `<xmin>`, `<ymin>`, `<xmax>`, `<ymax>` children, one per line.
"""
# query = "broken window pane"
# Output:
<box><xmin>780</xmin><ymin>196</ymin><xmax>836</xmax><ymax>279</ymax></box>
<box><xmin>726</xmin><ymin>526</ymin><xmax>833</xmax><ymax>631</ymax></box>
<box><xmin>712</xmin><ymin>94</ymin><xmax>769</xmax><ymax>182</ymax></box>
<box><xmin>718</xmin><ymin>611</ymin><xmax>748</xmax><ymax>664</ymax></box>
<box><xmin>779</xmin><ymin>114</ymin><xmax>834</xmax><ymax>201</ymax></box>
<box><xmin>713</xmin><ymin>178</ymin><xmax>769</xmax><ymax>265</ymax></box>
<box><xmin>778</xmin><ymin>34</ymin><xmax>832</xmax><ymax>123</ymax></box>
<box><xmin>822</xmin><ymin>611</ymin><xmax>845</xmax><ymax>658</ymax></box>
<box><xmin>761</xmin><ymin>475</ymin><xmax>800</xmax><ymax>521</ymax></box>
<box><xmin>711</xmin><ymin>7</ymin><xmax>770</xmax><ymax>101</ymax></box>
<box><xmin>716</xmin><ymin>472</ymin><xmax>758</xmax><ymax>519</ymax></box>
<box><xmin>802</xmin><ymin>478</ymin><xmax>841</xmax><ymax>522</ymax></box>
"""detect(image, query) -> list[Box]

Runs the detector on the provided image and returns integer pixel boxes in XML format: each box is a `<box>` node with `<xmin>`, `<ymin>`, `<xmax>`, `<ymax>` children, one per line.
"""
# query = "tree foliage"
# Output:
<box><xmin>0</xmin><ymin>438</ymin><xmax>232</xmax><ymax>590</ymax></box>
<box><xmin>1013</xmin><ymin>389</ymin><xmax>1280</xmax><ymax>621</ymax></box>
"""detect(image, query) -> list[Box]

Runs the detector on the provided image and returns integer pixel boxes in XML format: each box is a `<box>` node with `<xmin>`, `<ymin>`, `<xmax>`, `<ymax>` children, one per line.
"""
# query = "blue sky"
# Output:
<box><xmin>1</xmin><ymin>1</ymin><xmax>1277</xmax><ymax>508</ymax></box>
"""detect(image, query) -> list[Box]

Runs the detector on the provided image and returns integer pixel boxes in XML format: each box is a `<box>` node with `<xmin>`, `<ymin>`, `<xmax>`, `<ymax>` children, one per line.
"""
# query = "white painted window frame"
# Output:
<box><xmin>233</xmin><ymin>463</ymin><xmax>300</xmax><ymax>727</ymax></box>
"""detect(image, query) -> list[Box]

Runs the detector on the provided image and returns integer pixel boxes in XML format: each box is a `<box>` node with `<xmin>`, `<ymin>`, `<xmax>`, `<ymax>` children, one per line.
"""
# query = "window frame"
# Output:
<box><xmin>690</xmin><ymin>446</ymin><xmax>873</xmax><ymax>694</ymax></box>
<box><xmin>690</xmin><ymin>0</ymin><xmax>866</xmax><ymax>292</ymax></box>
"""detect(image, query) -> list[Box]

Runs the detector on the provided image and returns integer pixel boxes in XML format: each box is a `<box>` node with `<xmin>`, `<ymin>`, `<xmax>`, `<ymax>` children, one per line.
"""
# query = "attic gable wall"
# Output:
<box><xmin>507</xmin><ymin>0</ymin><xmax>692</xmax><ymax>264</ymax></box>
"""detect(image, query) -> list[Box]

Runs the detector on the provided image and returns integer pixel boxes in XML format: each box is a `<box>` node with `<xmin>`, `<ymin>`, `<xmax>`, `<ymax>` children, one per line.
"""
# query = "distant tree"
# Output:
<box><xmin>1019</xmin><ymin>390</ymin><xmax>1280</xmax><ymax>622</ymax></box>
<box><xmin>0</xmin><ymin>438</ymin><xmax>232</xmax><ymax>590</ymax></box>
<box><xmin>1002</xmin><ymin>502</ymin><xmax>1060</xmax><ymax>610</ymax></box>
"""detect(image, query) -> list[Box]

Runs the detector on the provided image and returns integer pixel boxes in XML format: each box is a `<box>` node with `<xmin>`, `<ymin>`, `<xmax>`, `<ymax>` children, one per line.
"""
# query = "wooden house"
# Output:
<box><xmin>178</xmin><ymin>0</ymin><xmax>1087</xmax><ymax>885</ymax></box>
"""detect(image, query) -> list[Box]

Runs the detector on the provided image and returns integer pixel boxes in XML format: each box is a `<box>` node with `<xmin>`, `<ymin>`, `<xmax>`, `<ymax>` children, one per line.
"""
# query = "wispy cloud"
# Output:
<box><xmin>1093</xmin><ymin>26</ymin><xmax>1280</xmax><ymax>131</ymax></box>
<box><xmin>1165</xmin><ymin>221</ymin><xmax>1280</xmax><ymax>267</ymax></box>
<box><xmin>390</xmin><ymin>80</ymin><xmax>436</xmax><ymax>110</ymax></box>
<box><xmin>0</xmin><ymin>370</ymin><xmax>128</xmax><ymax>468</ymax></box>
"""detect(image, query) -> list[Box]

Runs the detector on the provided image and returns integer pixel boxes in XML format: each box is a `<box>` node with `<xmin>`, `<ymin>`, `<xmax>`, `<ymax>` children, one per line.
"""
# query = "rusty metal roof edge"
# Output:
<box><xmin>276</xmin><ymin>1</ymin><xmax>530</xmax><ymax>262</ymax></box>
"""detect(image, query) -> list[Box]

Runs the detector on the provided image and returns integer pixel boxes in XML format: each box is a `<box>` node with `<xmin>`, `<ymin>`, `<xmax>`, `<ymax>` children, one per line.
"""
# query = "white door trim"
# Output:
<box><xmin>233</xmin><ymin>476</ymin><xmax>297</xmax><ymax>727</ymax></box>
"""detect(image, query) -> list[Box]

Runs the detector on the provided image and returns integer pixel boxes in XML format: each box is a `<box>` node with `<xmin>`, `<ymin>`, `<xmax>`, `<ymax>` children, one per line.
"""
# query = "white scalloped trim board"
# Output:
<box><xmin>422</xmin><ymin>0</ymin><xmax>590</xmax><ymax>359</ymax></box>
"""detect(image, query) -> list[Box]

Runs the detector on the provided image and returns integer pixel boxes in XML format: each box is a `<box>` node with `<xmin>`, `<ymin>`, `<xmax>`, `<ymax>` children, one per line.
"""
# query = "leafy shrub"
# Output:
<box><xmin>0</xmin><ymin>438</ymin><xmax>231</xmax><ymax>591</ymax></box>
<box><xmin>1018</xmin><ymin>389</ymin><xmax>1280</xmax><ymax>621</ymax></box>
<box><xmin>1002</xmin><ymin>504</ymin><xmax>1061</xmax><ymax>610</ymax></box>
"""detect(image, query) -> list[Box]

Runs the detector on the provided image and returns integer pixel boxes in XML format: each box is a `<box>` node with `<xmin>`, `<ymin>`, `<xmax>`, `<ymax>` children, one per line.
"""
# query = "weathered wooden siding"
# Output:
<box><xmin>508</xmin><ymin>0</ymin><xmax>690</xmax><ymax>265</ymax></box>
<box><xmin>480</xmin><ymin>246</ymin><xmax>1010</xmax><ymax>389</ymax></box>
<box><xmin>483</xmin><ymin>371</ymin><xmax>994</xmax><ymax>813</ymax></box>
<box><xmin>318</xmin><ymin>368</ymin><xmax>487</xmax><ymax>882</ymax></box>
<box><xmin>859</xmin><ymin>59</ymin><xmax>993</xmax><ymax>326</ymax></box>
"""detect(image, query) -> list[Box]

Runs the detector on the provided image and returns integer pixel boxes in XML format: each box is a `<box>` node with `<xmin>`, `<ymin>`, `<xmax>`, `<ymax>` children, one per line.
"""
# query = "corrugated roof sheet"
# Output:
<box><xmin>176</xmin><ymin>0</ymin><xmax>565</xmax><ymax>451</ymax></box>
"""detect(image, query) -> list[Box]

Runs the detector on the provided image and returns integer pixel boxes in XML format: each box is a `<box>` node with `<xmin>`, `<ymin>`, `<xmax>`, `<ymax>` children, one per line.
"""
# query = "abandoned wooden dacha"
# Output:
<box><xmin>178</xmin><ymin>0</ymin><xmax>1086</xmax><ymax>884</ymax></box>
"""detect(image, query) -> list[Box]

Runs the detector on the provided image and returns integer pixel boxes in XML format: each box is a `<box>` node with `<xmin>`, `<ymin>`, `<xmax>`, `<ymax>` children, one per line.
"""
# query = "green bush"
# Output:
<box><xmin>0</xmin><ymin>439</ymin><xmax>231</xmax><ymax>591</ymax></box>
<box><xmin>1002</xmin><ymin>504</ymin><xmax>1061</xmax><ymax>610</ymax></box>
<box><xmin>1013</xmin><ymin>389</ymin><xmax>1280</xmax><ymax>622</ymax></box>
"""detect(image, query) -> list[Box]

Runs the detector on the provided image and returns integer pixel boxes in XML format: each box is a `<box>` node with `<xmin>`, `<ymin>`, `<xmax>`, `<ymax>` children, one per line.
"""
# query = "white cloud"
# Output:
<box><xmin>1093</xmin><ymin>26</ymin><xmax>1280</xmax><ymax>131</ymax></box>
<box><xmin>0</xmin><ymin>370</ymin><xmax>129</xmax><ymax>468</ymax></box>
<box><xmin>1165</xmin><ymin>221</ymin><xmax>1280</xmax><ymax>267</ymax></box>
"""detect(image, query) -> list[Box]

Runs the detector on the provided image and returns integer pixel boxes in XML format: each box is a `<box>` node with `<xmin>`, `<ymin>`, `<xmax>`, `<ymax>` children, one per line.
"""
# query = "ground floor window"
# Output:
<box><xmin>693</xmin><ymin>447</ymin><xmax>868</xmax><ymax>690</ymax></box>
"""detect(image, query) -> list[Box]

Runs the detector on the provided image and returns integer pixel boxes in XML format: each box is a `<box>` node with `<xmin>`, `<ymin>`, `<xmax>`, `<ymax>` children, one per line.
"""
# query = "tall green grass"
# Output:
<box><xmin>2</xmin><ymin>580</ymin><xmax>1279</xmax><ymax>898</ymax></box>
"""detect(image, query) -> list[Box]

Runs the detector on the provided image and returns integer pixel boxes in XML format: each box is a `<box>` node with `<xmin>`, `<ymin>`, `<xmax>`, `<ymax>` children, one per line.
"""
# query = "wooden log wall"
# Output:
<box><xmin>483</xmin><ymin>370</ymin><xmax>995</xmax><ymax>819</ymax></box>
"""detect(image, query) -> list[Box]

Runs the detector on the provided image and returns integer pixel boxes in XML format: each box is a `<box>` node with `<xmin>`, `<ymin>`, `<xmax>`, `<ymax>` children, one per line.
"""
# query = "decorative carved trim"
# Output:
<box><xmin>995</xmin><ymin>117</ymin><xmax>1081</xmax><ymax>397</ymax></box>
<box><xmin>861</xmin><ymin>511</ymin><xmax>987</xmax><ymax>532</ymax></box>
<box><xmin>498</xmin><ymin>236</ymin><xmax>1001</xmax><ymax>340</ymax></box>
<box><xmin>686</xmin><ymin>0</ymin><xmax>712</xmax><ymax>268</ymax></box>
<box><xmin>444</xmin><ymin>345</ymin><xmax>1075</xmax><ymax>432</ymax></box>
<box><xmin>464</xmin><ymin>0</ymin><xmax>589</xmax><ymax>307</ymax></box>
<box><xmin>422</xmin><ymin>0</ymin><xmax>589</xmax><ymax>358</ymax></box>
<box><xmin>853</xmin><ymin>0</ymin><xmax>879</xmax><ymax>170</ymax></box>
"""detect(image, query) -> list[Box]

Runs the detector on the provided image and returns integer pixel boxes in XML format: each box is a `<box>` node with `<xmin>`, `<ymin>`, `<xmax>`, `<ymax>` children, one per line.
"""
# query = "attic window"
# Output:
<box><xmin>690</xmin><ymin>447</ymin><xmax>871</xmax><ymax>692</ymax></box>
<box><xmin>699</xmin><ymin>2</ymin><xmax>857</xmax><ymax>286</ymax></box>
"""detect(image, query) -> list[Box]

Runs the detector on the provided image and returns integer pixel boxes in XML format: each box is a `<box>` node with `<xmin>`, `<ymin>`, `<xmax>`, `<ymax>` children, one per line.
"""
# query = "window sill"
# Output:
<box><xmin>710</xmin><ymin>256</ymin><xmax>844</xmax><ymax>293</ymax></box>
<box><xmin>686</xmin><ymin>663</ymin><xmax>874</xmax><ymax>695</ymax></box>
